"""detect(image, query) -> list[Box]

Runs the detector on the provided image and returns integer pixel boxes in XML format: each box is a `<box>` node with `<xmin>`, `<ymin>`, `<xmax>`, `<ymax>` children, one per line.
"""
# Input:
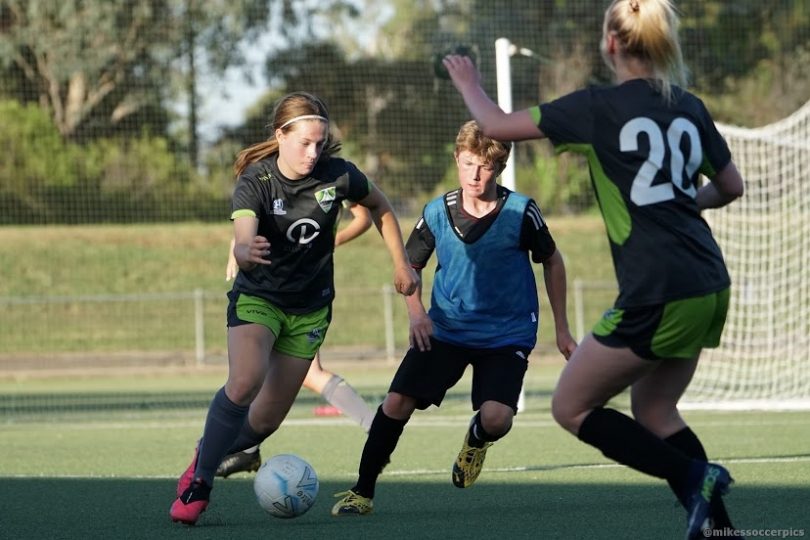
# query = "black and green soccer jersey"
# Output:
<box><xmin>535</xmin><ymin>79</ymin><xmax>731</xmax><ymax>307</ymax></box>
<box><xmin>230</xmin><ymin>155</ymin><xmax>371</xmax><ymax>314</ymax></box>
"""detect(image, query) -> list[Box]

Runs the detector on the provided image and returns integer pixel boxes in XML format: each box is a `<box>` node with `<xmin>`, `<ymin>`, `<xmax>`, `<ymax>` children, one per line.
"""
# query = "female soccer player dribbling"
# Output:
<box><xmin>213</xmin><ymin>203</ymin><xmax>376</xmax><ymax>478</ymax></box>
<box><xmin>445</xmin><ymin>1</ymin><xmax>744</xmax><ymax>538</ymax></box>
<box><xmin>169</xmin><ymin>91</ymin><xmax>418</xmax><ymax>526</ymax></box>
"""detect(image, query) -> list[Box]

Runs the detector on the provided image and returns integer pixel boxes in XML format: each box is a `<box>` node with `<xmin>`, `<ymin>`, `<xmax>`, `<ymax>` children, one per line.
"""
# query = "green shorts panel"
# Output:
<box><xmin>592</xmin><ymin>288</ymin><xmax>730</xmax><ymax>360</ymax></box>
<box><xmin>227</xmin><ymin>292</ymin><xmax>331</xmax><ymax>360</ymax></box>
<box><xmin>651</xmin><ymin>288</ymin><xmax>730</xmax><ymax>358</ymax></box>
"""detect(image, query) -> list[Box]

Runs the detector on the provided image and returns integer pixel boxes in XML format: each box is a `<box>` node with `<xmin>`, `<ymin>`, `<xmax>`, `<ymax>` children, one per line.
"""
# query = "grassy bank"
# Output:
<box><xmin>0</xmin><ymin>215</ymin><xmax>615</xmax><ymax>358</ymax></box>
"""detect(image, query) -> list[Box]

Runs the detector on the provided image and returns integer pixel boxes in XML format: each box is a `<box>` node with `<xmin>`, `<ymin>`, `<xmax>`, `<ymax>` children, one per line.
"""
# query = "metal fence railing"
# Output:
<box><xmin>0</xmin><ymin>281</ymin><xmax>621</xmax><ymax>372</ymax></box>
<box><xmin>0</xmin><ymin>285</ymin><xmax>408</xmax><ymax>370</ymax></box>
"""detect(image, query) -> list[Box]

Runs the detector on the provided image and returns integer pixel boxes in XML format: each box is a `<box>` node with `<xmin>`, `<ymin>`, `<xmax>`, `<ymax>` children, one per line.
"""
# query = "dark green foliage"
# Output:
<box><xmin>0</xmin><ymin>1</ymin><xmax>807</xmax><ymax>223</ymax></box>
<box><xmin>0</xmin><ymin>100</ymin><xmax>228</xmax><ymax>223</ymax></box>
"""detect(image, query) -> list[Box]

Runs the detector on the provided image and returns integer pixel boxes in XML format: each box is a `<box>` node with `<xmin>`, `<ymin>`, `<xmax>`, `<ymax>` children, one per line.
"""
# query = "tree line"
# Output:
<box><xmin>0</xmin><ymin>0</ymin><xmax>807</xmax><ymax>223</ymax></box>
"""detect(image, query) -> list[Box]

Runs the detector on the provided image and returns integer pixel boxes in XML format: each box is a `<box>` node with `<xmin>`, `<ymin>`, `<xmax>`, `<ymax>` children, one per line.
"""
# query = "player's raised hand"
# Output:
<box><xmin>443</xmin><ymin>54</ymin><xmax>481</xmax><ymax>91</ymax></box>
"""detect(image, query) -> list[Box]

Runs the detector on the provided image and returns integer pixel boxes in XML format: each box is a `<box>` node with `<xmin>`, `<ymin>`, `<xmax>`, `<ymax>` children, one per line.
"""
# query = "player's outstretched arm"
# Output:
<box><xmin>541</xmin><ymin>249</ymin><xmax>577</xmax><ymax>360</ymax></box>
<box><xmin>357</xmin><ymin>183</ymin><xmax>419</xmax><ymax>296</ymax></box>
<box><xmin>443</xmin><ymin>54</ymin><xmax>545</xmax><ymax>142</ymax></box>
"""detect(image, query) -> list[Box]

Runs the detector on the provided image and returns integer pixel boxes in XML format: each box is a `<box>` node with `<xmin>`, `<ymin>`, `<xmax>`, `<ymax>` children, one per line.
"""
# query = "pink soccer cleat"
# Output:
<box><xmin>176</xmin><ymin>442</ymin><xmax>200</xmax><ymax>497</ymax></box>
<box><xmin>170</xmin><ymin>478</ymin><xmax>211</xmax><ymax>526</ymax></box>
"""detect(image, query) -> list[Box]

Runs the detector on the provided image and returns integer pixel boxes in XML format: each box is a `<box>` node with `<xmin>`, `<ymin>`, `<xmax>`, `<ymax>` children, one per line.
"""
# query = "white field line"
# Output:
<box><xmin>386</xmin><ymin>454</ymin><xmax>810</xmax><ymax>477</ymax></box>
<box><xmin>3</xmin><ymin>415</ymin><xmax>807</xmax><ymax>478</ymax></box>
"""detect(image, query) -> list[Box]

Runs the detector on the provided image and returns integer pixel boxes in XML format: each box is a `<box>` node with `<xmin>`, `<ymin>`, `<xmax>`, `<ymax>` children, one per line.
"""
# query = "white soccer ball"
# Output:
<box><xmin>253</xmin><ymin>453</ymin><xmax>319</xmax><ymax>519</ymax></box>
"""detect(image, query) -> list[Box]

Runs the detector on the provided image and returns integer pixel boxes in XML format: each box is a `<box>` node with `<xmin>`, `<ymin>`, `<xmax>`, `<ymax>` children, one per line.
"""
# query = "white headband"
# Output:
<box><xmin>278</xmin><ymin>114</ymin><xmax>328</xmax><ymax>130</ymax></box>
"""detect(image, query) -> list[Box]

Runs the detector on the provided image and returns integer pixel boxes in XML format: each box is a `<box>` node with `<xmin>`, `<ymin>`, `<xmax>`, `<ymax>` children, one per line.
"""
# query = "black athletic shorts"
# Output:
<box><xmin>388</xmin><ymin>337</ymin><xmax>530</xmax><ymax>413</ymax></box>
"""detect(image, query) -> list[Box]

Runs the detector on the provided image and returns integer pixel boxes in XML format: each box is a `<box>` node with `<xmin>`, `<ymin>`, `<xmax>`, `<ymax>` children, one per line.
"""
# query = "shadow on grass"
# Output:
<box><xmin>1</xmin><ymin>477</ymin><xmax>802</xmax><ymax>540</ymax></box>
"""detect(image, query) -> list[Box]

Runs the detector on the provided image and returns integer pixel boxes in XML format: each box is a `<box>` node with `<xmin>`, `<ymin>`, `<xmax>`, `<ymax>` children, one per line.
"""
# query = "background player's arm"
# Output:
<box><xmin>335</xmin><ymin>204</ymin><xmax>373</xmax><ymax>247</ymax></box>
<box><xmin>696</xmin><ymin>161</ymin><xmax>745</xmax><ymax>210</ymax></box>
<box><xmin>540</xmin><ymin>249</ymin><xmax>577</xmax><ymax>360</ymax></box>
<box><xmin>357</xmin><ymin>183</ymin><xmax>419</xmax><ymax>296</ymax></box>
<box><xmin>226</xmin><ymin>237</ymin><xmax>238</xmax><ymax>281</ymax></box>
<box><xmin>522</xmin><ymin>202</ymin><xmax>576</xmax><ymax>359</ymax></box>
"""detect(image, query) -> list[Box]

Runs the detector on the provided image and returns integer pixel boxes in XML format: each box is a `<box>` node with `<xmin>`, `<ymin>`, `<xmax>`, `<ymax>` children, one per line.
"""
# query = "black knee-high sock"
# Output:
<box><xmin>666</xmin><ymin>427</ymin><xmax>734</xmax><ymax>527</ymax></box>
<box><xmin>195</xmin><ymin>387</ymin><xmax>249</xmax><ymax>486</ymax></box>
<box><xmin>353</xmin><ymin>405</ymin><xmax>408</xmax><ymax>498</ymax></box>
<box><xmin>578</xmin><ymin>408</ymin><xmax>701</xmax><ymax>486</ymax></box>
<box><xmin>468</xmin><ymin>411</ymin><xmax>503</xmax><ymax>447</ymax></box>
<box><xmin>226</xmin><ymin>417</ymin><xmax>265</xmax><ymax>455</ymax></box>
<box><xmin>664</xmin><ymin>427</ymin><xmax>707</xmax><ymax>506</ymax></box>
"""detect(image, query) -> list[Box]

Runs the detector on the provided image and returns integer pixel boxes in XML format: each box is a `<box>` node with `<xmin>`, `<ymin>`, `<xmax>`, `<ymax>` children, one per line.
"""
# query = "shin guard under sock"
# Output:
<box><xmin>225</xmin><ymin>417</ymin><xmax>265</xmax><ymax>455</ymax></box>
<box><xmin>354</xmin><ymin>405</ymin><xmax>408</xmax><ymax>498</ymax></box>
<box><xmin>666</xmin><ymin>427</ymin><xmax>734</xmax><ymax>528</ymax></box>
<box><xmin>195</xmin><ymin>387</ymin><xmax>249</xmax><ymax>485</ymax></box>
<box><xmin>577</xmin><ymin>408</ymin><xmax>696</xmax><ymax>483</ymax></box>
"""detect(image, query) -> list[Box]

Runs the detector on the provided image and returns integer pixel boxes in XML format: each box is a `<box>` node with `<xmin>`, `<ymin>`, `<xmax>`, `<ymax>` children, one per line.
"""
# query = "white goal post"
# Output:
<box><xmin>682</xmin><ymin>99</ymin><xmax>810</xmax><ymax>410</ymax></box>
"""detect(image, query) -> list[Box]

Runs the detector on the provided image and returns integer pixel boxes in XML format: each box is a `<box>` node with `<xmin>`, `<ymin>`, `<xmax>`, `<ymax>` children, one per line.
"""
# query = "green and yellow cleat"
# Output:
<box><xmin>331</xmin><ymin>489</ymin><xmax>373</xmax><ymax>516</ymax></box>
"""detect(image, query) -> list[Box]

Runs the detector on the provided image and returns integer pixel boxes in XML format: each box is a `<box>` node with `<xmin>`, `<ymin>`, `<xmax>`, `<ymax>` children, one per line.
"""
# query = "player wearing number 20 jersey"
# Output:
<box><xmin>533</xmin><ymin>79</ymin><xmax>731</xmax><ymax>307</ymax></box>
<box><xmin>230</xmin><ymin>155</ymin><xmax>370</xmax><ymax>314</ymax></box>
<box><xmin>444</xmin><ymin>3</ymin><xmax>743</xmax><ymax>538</ymax></box>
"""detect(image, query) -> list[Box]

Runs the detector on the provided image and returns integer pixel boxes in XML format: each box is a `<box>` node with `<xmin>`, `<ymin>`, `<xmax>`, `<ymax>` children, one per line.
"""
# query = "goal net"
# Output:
<box><xmin>682</xmin><ymin>99</ymin><xmax>810</xmax><ymax>410</ymax></box>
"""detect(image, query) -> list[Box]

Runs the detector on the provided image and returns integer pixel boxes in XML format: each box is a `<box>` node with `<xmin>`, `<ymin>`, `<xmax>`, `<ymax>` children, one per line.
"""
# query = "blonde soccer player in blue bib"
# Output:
<box><xmin>332</xmin><ymin>120</ymin><xmax>576</xmax><ymax>516</ymax></box>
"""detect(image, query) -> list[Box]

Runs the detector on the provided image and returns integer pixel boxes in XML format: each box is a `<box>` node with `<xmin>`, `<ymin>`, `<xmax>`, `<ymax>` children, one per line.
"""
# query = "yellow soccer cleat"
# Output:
<box><xmin>331</xmin><ymin>489</ymin><xmax>374</xmax><ymax>516</ymax></box>
<box><xmin>452</xmin><ymin>430</ymin><xmax>493</xmax><ymax>488</ymax></box>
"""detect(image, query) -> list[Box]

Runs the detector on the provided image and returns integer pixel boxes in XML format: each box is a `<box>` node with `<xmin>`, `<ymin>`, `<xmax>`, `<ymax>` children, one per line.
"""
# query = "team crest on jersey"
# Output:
<box><xmin>272</xmin><ymin>198</ymin><xmax>286</xmax><ymax>215</ymax></box>
<box><xmin>315</xmin><ymin>187</ymin><xmax>336</xmax><ymax>213</ymax></box>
